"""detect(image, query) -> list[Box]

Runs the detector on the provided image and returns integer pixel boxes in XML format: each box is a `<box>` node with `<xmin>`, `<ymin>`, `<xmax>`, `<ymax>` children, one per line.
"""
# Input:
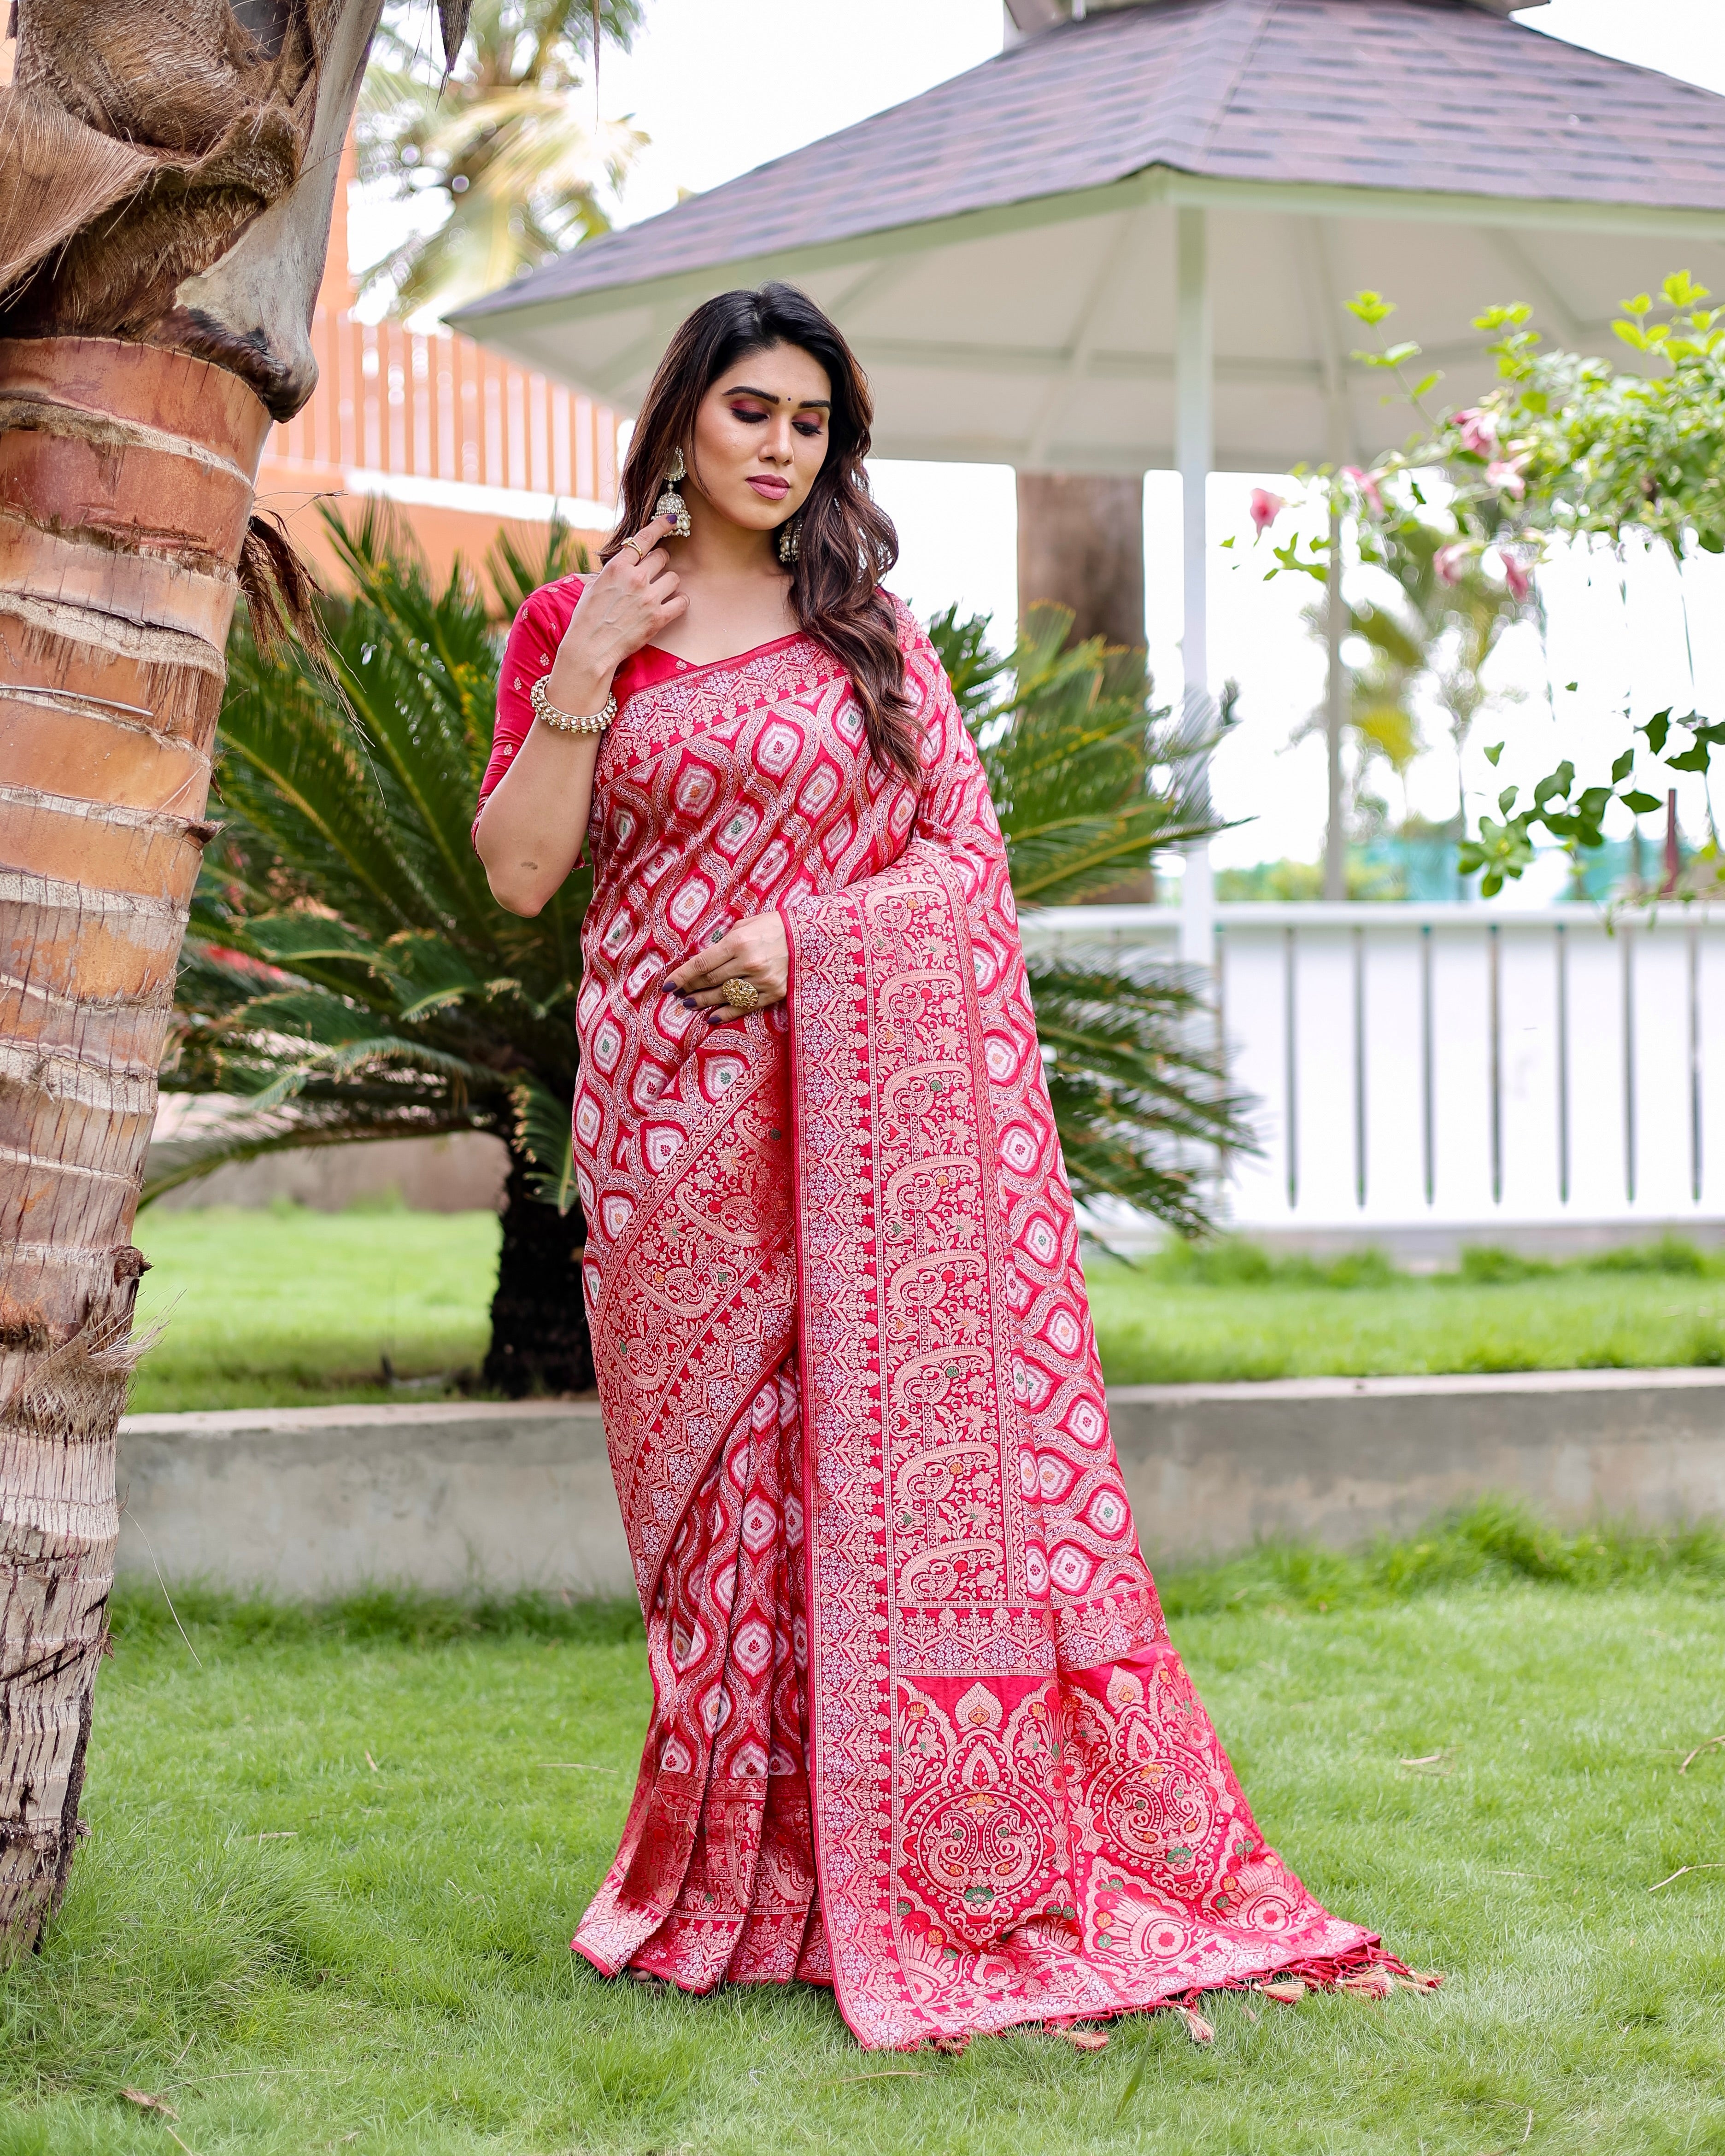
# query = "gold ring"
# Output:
<box><xmin>722</xmin><ymin>979</ymin><xmax>763</xmax><ymax>1013</ymax></box>
<box><xmin>619</xmin><ymin>537</ymin><xmax>646</xmax><ymax>561</ymax></box>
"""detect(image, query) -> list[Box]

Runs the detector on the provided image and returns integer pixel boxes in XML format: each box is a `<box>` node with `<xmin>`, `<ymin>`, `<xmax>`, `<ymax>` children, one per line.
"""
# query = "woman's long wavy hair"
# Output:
<box><xmin>602</xmin><ymin>284</ymin><xmax>919</xmax><ymax>784</ymax></box>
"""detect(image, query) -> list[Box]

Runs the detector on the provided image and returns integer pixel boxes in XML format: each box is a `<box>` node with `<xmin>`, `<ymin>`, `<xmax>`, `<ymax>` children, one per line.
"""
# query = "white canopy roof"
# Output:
<box><xmin>452</xmin><ymin>0</ymin><xmax>1725</xmax><ymax>473</ymax></box>
<box><xmin>452</xmin><ymin>0</ymin><xmax>1725</xmax><ymax>949</ymax></box>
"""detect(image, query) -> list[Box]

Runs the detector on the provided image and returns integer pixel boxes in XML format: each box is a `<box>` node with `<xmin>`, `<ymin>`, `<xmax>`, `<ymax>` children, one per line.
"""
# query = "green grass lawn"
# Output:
<box><xmin>6</xmin><ymin>1511</ymin><xmax>1725</xmax><ymax>2154</ymax></box>
<box><xmin>129</xmin><ymin>1206</ymin><xmax>1725</xmax><ymax>1414</ymax></box>
<box><xmin>1085</xmin><ymin>1264</ymin><xmax>1725</xmax><ymax>1384</ymax></box>
<box><xmin>130</xmin><ymin>1207</ymin><xmax>502</xmax><ymax>1416</ymax></box>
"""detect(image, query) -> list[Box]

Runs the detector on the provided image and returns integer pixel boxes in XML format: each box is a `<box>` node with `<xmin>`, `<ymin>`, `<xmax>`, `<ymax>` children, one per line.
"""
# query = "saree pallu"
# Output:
<box><xmin>488</xmin><ymin>587</ymin><xmax>1408</xmax><ymax>2049</ymax></box>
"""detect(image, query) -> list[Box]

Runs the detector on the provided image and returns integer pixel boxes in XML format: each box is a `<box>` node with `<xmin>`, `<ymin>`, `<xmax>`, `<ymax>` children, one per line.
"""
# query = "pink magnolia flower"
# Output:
<box><xmin>1500</xmin><ymin>552</ymin><xmax>1532</xmax><ymax>601</ymax></box>
<box><xmin>1343</xmin><ymin>465</ymin><xmax>1386</xmax><ymax>514</ymax></box>
<box><xmin>1434</xmin><ymin>542</ymin><xmax>1472</xmax><ymax>585</ymax></box>
<box><xmin>1454</xmin><ymin>407</ymin><xmax>1495</xmax><ymax>458</ymax></box>
<box><xmin>1249</xmin><ymin>487</ymin><xmax>1285</xmax><ymax>536</ymax></box>
<box><xmin>1485</xmin><ymin>454</ymin><xmax>1529</xmax><ymax>498</ymax></box>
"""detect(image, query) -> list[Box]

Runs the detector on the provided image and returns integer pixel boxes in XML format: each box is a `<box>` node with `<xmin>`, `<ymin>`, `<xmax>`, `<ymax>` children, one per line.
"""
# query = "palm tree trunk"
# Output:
<box><xmin>0</xmin><ymin>336</ymin><xmax>270</xmax><ymax>1959</ymax></box>
<box><xmin>482</xmin><ymin>1148</ymin><xmax>593</xmax><ymax>1397</ymax></box>
<box><xmin>1015</xmin><ymin>473</ymin><xmax>1145</xmax><ymax>651</ymax></box>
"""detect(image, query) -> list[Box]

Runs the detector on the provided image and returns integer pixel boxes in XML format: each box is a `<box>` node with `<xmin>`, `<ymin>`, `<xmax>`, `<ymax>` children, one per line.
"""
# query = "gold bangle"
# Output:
<box><xmin>531</xmin><ymin>674</ymin><xmax>616</xmax><ymax>735</ymax></box>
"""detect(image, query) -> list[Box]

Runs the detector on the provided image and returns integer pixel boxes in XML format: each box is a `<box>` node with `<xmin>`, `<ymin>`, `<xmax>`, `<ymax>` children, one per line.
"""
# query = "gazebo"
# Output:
<box><xmin>452</xmin><ymin>0</ymin><xmax>1725</xmax><ymax>952</ymax></box>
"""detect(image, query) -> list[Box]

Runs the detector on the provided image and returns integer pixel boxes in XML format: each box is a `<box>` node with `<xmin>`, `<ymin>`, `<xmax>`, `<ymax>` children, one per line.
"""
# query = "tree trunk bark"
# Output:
<box><xmin>0</xmin><ymin>336</ymin><xmax>270</xmax><ymax>1960</ymax></box>
<box><xmin>1015</xmin><ymin>472</ymin><xmax>1146</xmax><ymax>651</ymax></box>
<box><xmin>482</xmin><ymin>1148</ymin><xmax>594</xmax><ymax>1398</ymax></box>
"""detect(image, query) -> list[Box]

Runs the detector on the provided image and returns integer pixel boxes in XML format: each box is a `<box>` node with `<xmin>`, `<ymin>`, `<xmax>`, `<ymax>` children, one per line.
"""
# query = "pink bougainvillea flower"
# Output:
<box><xmin>1501</xmin><ymin>552</ymin><xmax>1532</xmax><ymax>601</ymax></box>
<box><xmin>1249</xmin><ymin>487</ymin><xmax>1286</xmax><ymax>535</ymax></box>
<box><xmin>1343</xmin><ymin>465</ymin><xmax>1386</xmax><ymax>514</ymax></box>
<box><xmin>1454</xmin><ymin>407</ymin><xmax>1495</xmax><ymax>457</ymax></box>
<box><xmin>1434</xmin><ymin>542</ymin><xmax>1471</xmax><ymax>585</ymax></box>
<box><xmin>1485</xmin><ymin>455</ymin><xmax>1529</xmax><ymax>498</ymax></box>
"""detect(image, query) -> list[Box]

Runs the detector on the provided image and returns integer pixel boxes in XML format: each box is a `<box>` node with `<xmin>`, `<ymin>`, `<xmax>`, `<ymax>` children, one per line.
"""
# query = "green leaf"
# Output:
<box><xmin>1380</xmin><ymin>341</ymin><xmax>1422</xmax><ymax>367</ymax></box>
<box><xmin>1642</xmin><ymin>710</ymin><xmax>1672</xmax><ymax>756</ymax></box>
<box><xmin>1346</xmin><ymin>289</ymin><xmax>1396</xmax><ymax>327</ymax></box>
<box><xmin>1114</xmin><ymin>2058</ymin><xmax>1147</xmax><ymax>2124</ymax></box>
<box><xmin>1483</xmin><ymin>742</ymin><xmax>1504</xmax><ymax>767</ymax></box>
<box><xmin>1621</xmin><ymin>790</ymin><xmax>1664</xmax><ymax>814</ymax></box>
<box><xmin>1498</xmin><ymin>786</ymin><xmax>1519</xmax><ymax>816</ymax></box>
<box><xmin>1611</xmin><ymin>749</ymin><xmax>1635</xmax><ymax>784</ymax></box>
<box><xmin>1667</xmin><ymin>745</ymin><xmax>1711</xmax><ymax>773</ymax></box>
<box><xmin>511</xmin><ymin>1078</ymin><xmax>579</xmax><ymax>1215</ymax></box>
<box><xmin>245</xmin><ymin>914</ymin><xmax>385</xmax><ymax>968</ymax></box>
<box><xmin>1622</xmin><ymin>292</ymin><xmax>1654</xmax><ymax>317</ymax></box>
<box><xmin>1410</xmin><ymin>371</ymin><xmax>1442</xmax><ymax>399</ymax></box>
<box><xmin>1612</xmin><ymin>321</ymin><xmax>1651</xmax><ymax>351</ymax></box>
<box><xmin>1472</xmin><ymin>303</ymin><xmax>1531</xmax><ymax>333</ymax></box>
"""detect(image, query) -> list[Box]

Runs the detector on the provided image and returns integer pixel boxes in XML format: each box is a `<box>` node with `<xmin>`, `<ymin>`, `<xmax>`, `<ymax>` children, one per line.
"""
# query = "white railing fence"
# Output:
<box><xmin>1020</xmin><ymin>902</ymin><xmax>1725</xmax><ymax>1236</ymax></box>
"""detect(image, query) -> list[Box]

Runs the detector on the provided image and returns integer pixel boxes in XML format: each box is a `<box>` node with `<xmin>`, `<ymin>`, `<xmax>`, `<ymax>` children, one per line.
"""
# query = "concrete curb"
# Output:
<box><xmin>116</xmin><ymin>1370</ymin><xmax>1725</xmax><ymax>1599</ymax></box>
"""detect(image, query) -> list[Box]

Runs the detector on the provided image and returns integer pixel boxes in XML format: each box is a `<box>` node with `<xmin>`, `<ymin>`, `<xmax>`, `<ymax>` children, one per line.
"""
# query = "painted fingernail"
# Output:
<box><xmin>705</xmin><ymin>1010</ymin><xmax>725</xmax><ymax>1025</ymax></box>
<box><xmin>678</xmin><ymin>995</ymin><xmax>696</xmax><ymax>1010</ymax></box>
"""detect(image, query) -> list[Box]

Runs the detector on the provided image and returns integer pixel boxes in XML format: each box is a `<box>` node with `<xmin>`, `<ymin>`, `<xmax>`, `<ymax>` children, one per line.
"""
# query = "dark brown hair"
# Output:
<box><xmin>602</xmin><ymin>283</ymin><xmax>919</xmax><ymax>783</ymax></box>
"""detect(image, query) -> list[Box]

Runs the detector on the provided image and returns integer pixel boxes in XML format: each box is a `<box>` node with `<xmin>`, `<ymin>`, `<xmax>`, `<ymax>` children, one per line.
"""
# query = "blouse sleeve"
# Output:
<box><xmin>472</xmin><ymin>577</ymin><xmax>583</xmax><ymax>844</ymax></box>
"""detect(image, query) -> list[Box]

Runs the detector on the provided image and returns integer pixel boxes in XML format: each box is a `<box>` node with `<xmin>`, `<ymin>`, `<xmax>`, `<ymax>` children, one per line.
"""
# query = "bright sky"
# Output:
<box><xmin>354</xmin><ymin>0</ymin><xmax>1725</xmax><ymax>877</ymax></box>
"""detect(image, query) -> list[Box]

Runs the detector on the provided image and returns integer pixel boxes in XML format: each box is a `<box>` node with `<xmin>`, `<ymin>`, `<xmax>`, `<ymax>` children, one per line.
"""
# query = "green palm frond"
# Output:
<box><xmin>1298</xmin><ymin>513</ymin><xmax>1538</xmax><ymax>822</ymax></box>
<box><xmin>1028</xmin><ymin>950</ymin><xmax>1254</xmax><ymax>1241</ymax></box>
<box><xmin>931</xmin><ymin>600</ymin><xmax>1235</xmax><ymax>907</ymax></box>
<box><xmin>510</xmin><ymin>1076</ymin><xmax>579</xmax><ymax>1214</ymax></box>
<box><xmin>357</xmin><ymin>0</ymin><xmax>646</xmax><ymax>318</ymax></box>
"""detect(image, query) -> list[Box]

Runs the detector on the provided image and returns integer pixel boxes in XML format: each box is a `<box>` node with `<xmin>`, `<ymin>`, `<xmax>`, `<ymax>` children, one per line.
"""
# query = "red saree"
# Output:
<box><xmin>478</xmin><ymin>581</ymin><xmax>1415</xmax><ymax>2050</ymax></box>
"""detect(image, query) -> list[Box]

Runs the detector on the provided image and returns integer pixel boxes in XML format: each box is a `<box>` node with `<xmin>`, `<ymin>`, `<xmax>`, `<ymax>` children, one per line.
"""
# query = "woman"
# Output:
<box><xmin>474</xmin><ymin>284</ymin><xmax>1420</xmax><ymax>2052</ymax></box>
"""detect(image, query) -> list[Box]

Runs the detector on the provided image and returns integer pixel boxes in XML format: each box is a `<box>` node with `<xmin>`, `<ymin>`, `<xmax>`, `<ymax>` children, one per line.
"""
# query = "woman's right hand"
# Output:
<box><xmin>545</xmin><ymin>512</ymin><xmax>687</xmax><ymax>712</ymax></box>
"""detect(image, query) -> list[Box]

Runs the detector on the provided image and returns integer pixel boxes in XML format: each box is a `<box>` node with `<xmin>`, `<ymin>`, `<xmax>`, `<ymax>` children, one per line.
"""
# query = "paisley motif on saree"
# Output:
<box><xmin>483</xmin><ymin>583</ymin><xmax>1411</xmax><ymax>2048</ymax></box>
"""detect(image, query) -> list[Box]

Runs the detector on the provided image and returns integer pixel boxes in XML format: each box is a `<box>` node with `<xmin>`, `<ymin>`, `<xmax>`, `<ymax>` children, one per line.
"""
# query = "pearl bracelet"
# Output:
<box><xmin>531</xmin><ymin>673</ymin><xmax>617</xmax><ymax>735</ymax></box>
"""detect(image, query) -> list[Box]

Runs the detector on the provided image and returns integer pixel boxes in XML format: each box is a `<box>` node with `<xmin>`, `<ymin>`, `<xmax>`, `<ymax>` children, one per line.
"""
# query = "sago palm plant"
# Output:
<box><xmin>157</xmin><ymin>520</ymin><xmax>1253</xmax><ymax>1394</ymax></box>
<box><xmin>161</xmin><ymin>506</ymin><xmax>597</xmax><ymax>1393</ymax></box>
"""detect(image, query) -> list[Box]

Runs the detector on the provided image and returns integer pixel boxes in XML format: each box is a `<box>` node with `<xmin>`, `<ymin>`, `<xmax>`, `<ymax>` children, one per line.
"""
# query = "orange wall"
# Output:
<box><xmin>260</xmin><ymin>129</ymin><xmax>620</xmax><ymax>613</ymax></box>
<box><xmin>254</xmin><ymin>452</ymin><xmax>610</xmax><ymax>606</ymax></box>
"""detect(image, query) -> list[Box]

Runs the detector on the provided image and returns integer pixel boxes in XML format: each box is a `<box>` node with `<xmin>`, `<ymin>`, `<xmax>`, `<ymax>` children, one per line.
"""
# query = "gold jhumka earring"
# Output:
<box><xmin>654</xmin><ymin>448</ymin><xmax>692</xmax><ymax>537</ymax></box>
<box><xmin>777</xmin><ymin>513</ymin><xmax>802</xmax><ymax>566</ymax></box>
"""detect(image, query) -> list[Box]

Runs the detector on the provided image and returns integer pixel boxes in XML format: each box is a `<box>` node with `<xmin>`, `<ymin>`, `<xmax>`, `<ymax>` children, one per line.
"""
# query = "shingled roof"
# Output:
<box><xmin>454</xmin><ymin>0</ymin><xmax>1725</xmax><ymax>329</ymax></box>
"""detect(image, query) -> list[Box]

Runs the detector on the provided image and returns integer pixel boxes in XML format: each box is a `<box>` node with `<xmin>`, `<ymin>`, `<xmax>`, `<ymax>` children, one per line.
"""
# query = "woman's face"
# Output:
<box><xmin>685</xmin><ymin>341</ymin><xmax>833</xmax><ymax>541</ymax></box>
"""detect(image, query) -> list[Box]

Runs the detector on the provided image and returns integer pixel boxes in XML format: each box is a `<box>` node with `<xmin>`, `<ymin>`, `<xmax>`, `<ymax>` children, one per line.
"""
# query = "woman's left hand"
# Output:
<box><xmin>666</xmin><ymin>912</ymin><xmax>789</xmax><ymax>1021</ymax></box>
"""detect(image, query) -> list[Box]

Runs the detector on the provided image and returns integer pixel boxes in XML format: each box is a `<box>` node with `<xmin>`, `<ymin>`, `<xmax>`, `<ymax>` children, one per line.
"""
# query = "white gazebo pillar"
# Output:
<box><xmin>1174</xmin><ymin>204</ymin><xmax>1215</xmax><ymax>968</ymax></box>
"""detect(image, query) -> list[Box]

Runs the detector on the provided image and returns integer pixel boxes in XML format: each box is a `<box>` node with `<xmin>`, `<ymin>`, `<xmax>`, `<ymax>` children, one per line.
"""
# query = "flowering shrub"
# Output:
<box><xmin>1254</xmin><ymin>274</ymin><xmax>1725</xmax><ymax>893</ymax></box>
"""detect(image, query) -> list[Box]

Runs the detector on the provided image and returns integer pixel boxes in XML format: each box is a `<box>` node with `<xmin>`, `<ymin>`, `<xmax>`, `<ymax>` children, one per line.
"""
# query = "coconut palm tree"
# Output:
<box><xmin>157</xmin><ymin>522</ymin><xmax>1250</xmax><ymax>1397</ymax></box>
<box><xmin>358</xmin><ymin>0</ymin><xmax>645</xmax><ymax>318</ymax></box>
<box><xmin>1296</xmin><ymin>520</ymin><xmax>1535</xmax><ymax>843</ymax></box>
<box><xmin>0</xmin><ymin>0</ymin><xmax>474</xmax><ymax>1961</ymax></box>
